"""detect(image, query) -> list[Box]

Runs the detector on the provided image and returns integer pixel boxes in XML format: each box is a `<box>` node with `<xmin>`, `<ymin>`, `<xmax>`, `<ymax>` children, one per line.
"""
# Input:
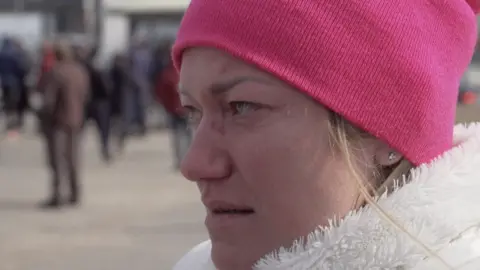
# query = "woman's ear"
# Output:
<box><xmin>374</xmin><ymin>142</ymin><xmax>403</xmax><ymax>166</ymax></box>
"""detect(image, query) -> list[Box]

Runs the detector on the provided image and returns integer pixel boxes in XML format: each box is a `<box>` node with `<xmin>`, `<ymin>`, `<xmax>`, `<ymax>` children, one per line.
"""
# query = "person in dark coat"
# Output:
<box><xmin>128</xmin><ymin>39</ymin><xmax>152</xmax><ymax>136</ymax></box>
<box><xmin>109</xmin><ymin>52</ymin><xmax>133</xmax><ymax>152</ymax></box>
<box><xmin>77</xmin><ymin>46</ymin><xmax>113</xmax><ymax>163</ymax></box>
<box><xmin>150</xmin><ymin>40</ymin><xmax>171</xmax><ymax>85</ymax></box>
<box><xmin>39</xmin><ymin>42</ymin><xmax>89</xmax><ymax>208</ymax></box>
<box><xmin>154</xmin><ymin>46</ymin><xmax>191</xmax><ymax>169</ymax></box>
<box><xmin>12</xmin><ymin>39</ymin><xmax>31</xmax><ymax>130</ymax></box>
<box><xmin>0</xmin><ymin>37</ymin><xmax>24</xmax><ymax>131</ymax></box>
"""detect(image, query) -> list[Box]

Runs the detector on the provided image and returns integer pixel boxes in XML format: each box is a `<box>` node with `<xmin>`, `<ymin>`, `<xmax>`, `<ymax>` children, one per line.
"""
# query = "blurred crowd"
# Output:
<box><xmin>0</xmin><ymin>35</ymin><xmax>190</xmax><ymax>208</ymax></box>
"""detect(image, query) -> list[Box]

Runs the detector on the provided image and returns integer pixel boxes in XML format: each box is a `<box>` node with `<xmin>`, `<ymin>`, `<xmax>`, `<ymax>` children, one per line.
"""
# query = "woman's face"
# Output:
<box><xmin>179</xmin><ymin>48</ymin><xmax>362</xmax><ymax>269</ymax></box>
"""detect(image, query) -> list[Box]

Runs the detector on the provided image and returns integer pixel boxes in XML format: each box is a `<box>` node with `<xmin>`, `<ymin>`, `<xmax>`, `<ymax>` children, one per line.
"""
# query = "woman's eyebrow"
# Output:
<box><xmin>178</xmin><ymin>76</ymin><xmax>272</xmax><ymax>97</ymax></box>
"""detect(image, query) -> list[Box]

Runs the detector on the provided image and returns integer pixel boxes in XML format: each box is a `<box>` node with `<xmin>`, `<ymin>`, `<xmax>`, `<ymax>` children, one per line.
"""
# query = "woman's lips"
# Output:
<box><xmin>204</xmin><ymin>200</ymin><xmax>255</xmax><ymax>215</ymax></box>
<box><xmin>204</xmin><ymin>200</ymin><xmax>256</xmax><ymax>231</ymax></box>
<box><xmin>212</xmin><ymin>208</ymin><xmax>255</xmax><ymax>215</ymax></box>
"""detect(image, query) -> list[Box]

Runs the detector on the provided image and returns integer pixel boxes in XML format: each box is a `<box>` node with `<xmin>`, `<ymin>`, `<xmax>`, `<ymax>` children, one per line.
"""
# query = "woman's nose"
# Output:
<box><xmin>180</xmin><ymin>127</ymin><xmax>231</xmax><ymax>182</ymax></box>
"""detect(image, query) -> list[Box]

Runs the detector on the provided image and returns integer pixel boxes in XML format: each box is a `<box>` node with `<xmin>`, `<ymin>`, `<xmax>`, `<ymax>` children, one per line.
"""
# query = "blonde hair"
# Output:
<box><xmin>327</xmin><ymin>111</ymin><xmax>453</xmax><ymax>269</ymax></box>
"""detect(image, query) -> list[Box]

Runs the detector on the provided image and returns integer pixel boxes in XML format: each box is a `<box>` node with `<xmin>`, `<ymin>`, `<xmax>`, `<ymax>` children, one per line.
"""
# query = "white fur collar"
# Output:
<box><xmin>173</xmin><ymin>123</ymin><xmax>480</xmax><ymax>270</ymax></box>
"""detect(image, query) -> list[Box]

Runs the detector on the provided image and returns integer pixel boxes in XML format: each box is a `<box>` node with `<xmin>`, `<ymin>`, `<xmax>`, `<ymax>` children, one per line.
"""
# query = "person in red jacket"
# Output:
<box><xmin>154</xmin><ymin>44</ymin><xmax>191</xmax><ymax>169</ymax></box>
<box><xmin>33</xmin><ymin>41</ymin><xmax>56</xmax><ymax>135</ymax></box>
<box><xmin>38</xmin><ymin>41</ymin><xmax>56</xmax><ymax>89</ymax></box>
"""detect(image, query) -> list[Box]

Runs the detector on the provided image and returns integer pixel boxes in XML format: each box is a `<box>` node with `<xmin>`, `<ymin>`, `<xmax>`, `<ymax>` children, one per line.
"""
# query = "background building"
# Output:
<box><xmin>102</xmin><ymin>0</ymin><xmax>189</xmax><ymax>65</ymax></box>
<box><xmin>0</xmin><ymin>0</ymin><xmax>190</xmax><ymax>66</ymax></box>
<box><xmin>107</xmin><ymin>0</ymin><xmax>187</xmax><ymax>42</ymax></box>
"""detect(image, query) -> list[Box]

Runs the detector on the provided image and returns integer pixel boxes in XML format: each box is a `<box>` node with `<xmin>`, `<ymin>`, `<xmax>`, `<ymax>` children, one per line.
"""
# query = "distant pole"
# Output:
<box><xmin>83</xmin><ymin>0</ymin><xmax>103</xmax><ymax>53</ymax></box>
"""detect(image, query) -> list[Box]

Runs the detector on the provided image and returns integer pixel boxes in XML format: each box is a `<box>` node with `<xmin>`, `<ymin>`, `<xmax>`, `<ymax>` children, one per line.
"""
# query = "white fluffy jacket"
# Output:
<box><xmin>173</xmin><ymin>124</ymin><xmax>480</xmax><ymax>270</ymax></box>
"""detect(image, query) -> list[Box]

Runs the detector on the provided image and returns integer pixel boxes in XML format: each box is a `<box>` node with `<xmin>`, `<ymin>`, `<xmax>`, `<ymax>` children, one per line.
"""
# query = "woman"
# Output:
<box><xmin>173</xmin><ymin>0</ymin><xmax>480</xmax><ymax>269</ymax></box>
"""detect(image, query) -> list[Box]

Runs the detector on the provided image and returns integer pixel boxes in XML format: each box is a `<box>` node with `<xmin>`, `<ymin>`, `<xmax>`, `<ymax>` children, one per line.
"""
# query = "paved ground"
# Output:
<box><xmin>0</xmin><ymin>117</ymin><xmax>207</xmax><ymax>270</ymax></box>
<box><xmin>457</xmin><ymin>104</ymin><xmax>480</xmax><ymax>123</ymax></box>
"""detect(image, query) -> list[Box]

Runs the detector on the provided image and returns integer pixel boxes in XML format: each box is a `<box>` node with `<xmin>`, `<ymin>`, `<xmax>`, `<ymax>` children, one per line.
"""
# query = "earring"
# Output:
<box><xmin>388</xmin><ymin>152</ymin><xmax>397</xmax><ymax>162</ymax></box>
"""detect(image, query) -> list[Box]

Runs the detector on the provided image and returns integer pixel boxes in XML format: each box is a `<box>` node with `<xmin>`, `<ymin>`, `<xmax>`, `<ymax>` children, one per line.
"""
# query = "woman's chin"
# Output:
<box><xmin>211</xmin><ymin>242</ymin><xmax>265</xmax><ymax>270</ymax></box>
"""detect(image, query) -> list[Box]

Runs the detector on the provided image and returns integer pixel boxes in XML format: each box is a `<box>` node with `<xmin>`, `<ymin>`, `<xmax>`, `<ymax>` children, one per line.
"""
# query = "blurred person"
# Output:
<box><xmin>34</xmin><ymin>41</ymin><xmax>57</xmax><ymax>134</ymax></box>
<box><xmin>109</xmin><ymin>52</ymin><xmax>132</xmax><ymax>153</ymax></box>
<box><xmin>11</xmin><ymin>38</ymin><xmax>32</xmax><ymax>130</ymax></box>
<box><xmin>77</xmin><ymin>45</ymin><xmax>113</xmax><ymax>163</ymax></box>
<box><xmin>39</xmin><ymin>42</ymin><xmax>89</xmax><ymax>208</ymax></box>
<box><xmin>154</xmin><ymin>43</ymin><xmax>191</xmax><ymax>169</ymax></box>
<box><xmin>0</xmin><ymin>37</ymin><xmax>25</xmax><ymax>133</ymax></box>
<box><xmin>39</xmin><ymin>41</ymin><xmax>56</xmax><ymax>76</ymax></box>
<box><xmin>127</xmin><ymin>38</ymin><xmax>152</xmax><ymax>136</ymax></box>
<box><xmin>37</xmin><ymin>40</ymin><xmax>57</xmax><ymax>94</ymax></box>
<box><xmin>150</xmin><ymin>40</ymin><xmax>171</xmax><ymax>84</ymax></box>
<box><xmin>149</xmin><ymin>40</ymin><xmax>174</xmax><ymax>130</ymax></box>
<box><xmin>173</xmin><ymin>0</ymin><xmax>480</xmax><ymax>269</ymax></box>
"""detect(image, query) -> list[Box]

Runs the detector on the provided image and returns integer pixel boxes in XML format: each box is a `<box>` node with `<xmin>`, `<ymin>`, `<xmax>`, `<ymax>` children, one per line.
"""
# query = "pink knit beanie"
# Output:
<box><xmin>173</xmin><ymin>0</ymin><xmax>479</xmax><ymax>166</ymax></box>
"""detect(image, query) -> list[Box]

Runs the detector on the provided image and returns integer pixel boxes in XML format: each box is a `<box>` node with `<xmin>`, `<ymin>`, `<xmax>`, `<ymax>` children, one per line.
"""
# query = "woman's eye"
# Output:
<box><xmin>229</xmin><ymin>101</ymin><xmax>259</xmax><ymax>116</ymax></box>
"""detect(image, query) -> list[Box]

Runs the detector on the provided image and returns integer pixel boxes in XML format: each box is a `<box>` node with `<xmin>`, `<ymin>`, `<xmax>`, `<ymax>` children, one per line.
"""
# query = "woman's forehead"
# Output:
<box><xmin>181</xmin><ymin>47</ymin><xmax>286</xmax><ymax>88</ymax></box>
